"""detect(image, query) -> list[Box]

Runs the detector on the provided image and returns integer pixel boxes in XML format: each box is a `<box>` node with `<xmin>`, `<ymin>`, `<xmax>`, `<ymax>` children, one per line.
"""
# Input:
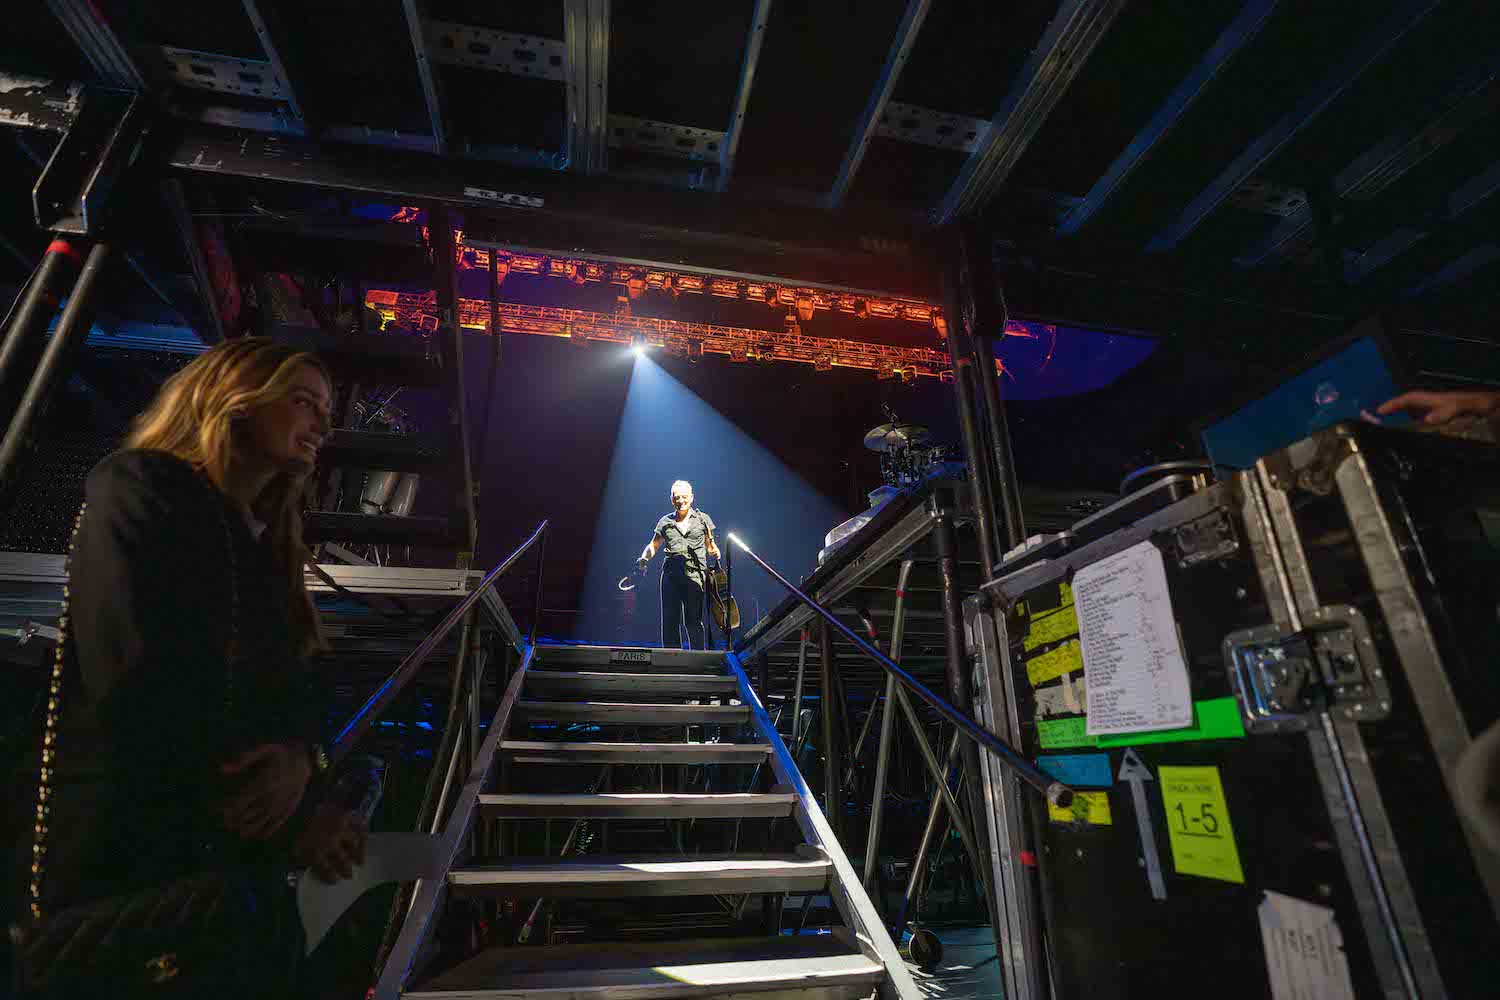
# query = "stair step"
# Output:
<box><xmin>406</xmin><ymin>934</ymin><xmax>881</xmax><ymax>999</ymax></box>
<box><xmin>270</xmin><ymin>324</ymin><xmax>444</xmax><ymax>386</ymax></box>
<box><xmin>303</xmin><ymin>510</ymin><xmax>465</xmax><ymax>546</ymax></box>
<box><xmin>478</xmin><ymin>792</ymin><xmax>796</xmax><ymax>820</ymax></box>
<box><xmin>525</xmin><ymin>672</ymin><xmax>740</xmax><ymax>697</ymax></box>
<box><xmin>320</xmin><ymin>429</ymin><xmax>451</xmax><ymax>472</ymax></box>
<box><xmin>448</xmin><ymin>854</ymin><xmax>831</xmax><ymax>899</ymax></box>
<box><xmin>532</xmin><ymin>646</ymin><xmax>729</xmax><ymax>673</ymax></box>
<box><xmin>502</xmin><ymin>741</ymin><xmax>772</xmax><ymax>764</ymax></box>
<box><xmin>515</xmin><ymin>701</ymin><xmax>751</xmax><ymax>726</ymax></box>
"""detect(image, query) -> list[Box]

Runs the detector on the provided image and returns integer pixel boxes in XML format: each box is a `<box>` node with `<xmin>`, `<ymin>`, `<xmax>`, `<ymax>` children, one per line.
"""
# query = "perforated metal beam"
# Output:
<box><xmin>1145</xmin><ymin>0</ymin><xmax>1442</xmax><ymax>253</ymax></box>
<box><xmin>717</xmin><ymin>0</ymin><xmax>773</xmax><ymax>191</ymax></box>
<box><xmin>1057</xmin><ymin>0</ymin><xmax>1279</xmax><ymax>236</ymax></box>
<box><xmin>828</xmin><ymin>0</ymin><xmax>931</xmax><ymax>208</ymax></box>
<box><xmin>563</xmin><ymin>0</ymin><xmax>610</xmax><ymax>174</ymax></box>
<box><xmin>1348</xmin><ymin>158</ymin><xmax>1500</xmax><ymax>283</ymax></box>
<box><xmin>46</xmin><ymin>0</ymin><xmax>144</xmax><ymax>90</ymax></box>
<box><xmin>402</xmin><ymin>0</ymin><xmax>448</xmax><ymax>154</ymax></box>
<box><xmin>932</xmin><ymin>0</ymin><xmax>1125</xmax><ymax>224</ymax></box>
<box><xmin>240</xmin><ymin>0</ymin><xmax>311</xmax><ymax>128</ymax></box>
<box><xmin>1236</xmin><ymin>56</ymin><xmax>1500</xmax><ymax>269</ymax></box>
<box><xmin>1401</xmin><ymin>244</ymin><xmax>1500</xmax><ymax>298</ymax></box>
<box><xmin>424</xmin><ymin>20</ymin><xmax>566</xmax><ymax>81</ymax></box>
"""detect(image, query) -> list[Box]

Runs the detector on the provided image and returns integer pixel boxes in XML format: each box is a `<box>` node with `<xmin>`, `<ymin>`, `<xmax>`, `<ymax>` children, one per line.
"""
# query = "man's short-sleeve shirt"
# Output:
<box><xmin>654</xmin><ymin>508</ymin><xmax>716</xmax><ymax>584</ymax></box>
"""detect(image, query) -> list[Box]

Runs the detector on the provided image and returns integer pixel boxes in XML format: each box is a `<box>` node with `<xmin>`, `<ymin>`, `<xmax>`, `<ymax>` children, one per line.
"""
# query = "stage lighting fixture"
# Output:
<box><xmin>876</xmin><ymin>362</ymin><xmax>896</xmax><ymax>380</ymax></box>
<box><xmin>687</xmin><ymin>340</ymin><xmax>704</xmax><ymax>363</ymax></box>
<box><xmin>795</xmin><ymin>295</ymin><xmax>815</xmax><ymax>322</ymax></box>
<box><xmin>729</xmin><ymin>346</ymin><xmax>748</xmax><ymax>363</ymax></box>
<box><xmin>854</xmin><ymin>299</ymin><xmax>870</xmax><ymax>320</ymax></box>
<box><xmin>933</xmin><ymin>314</ymin><xmax>947</xmax><ymax>338</ymax></box>
<box><xmin>899</xmin><ymin>366</ymin><xmax>918</xmax><ymax>385</ymax></box>
<box><xmin>939</xmin><ymin>370</ymin><xmax>955</xmax><ymax>384</ymax></box>
<box><xmin>630</xmin><ymin>335</ymin><xmax>644</xmax><ymax>355</ymax></box>
<box><xmin>814</xmin><ymin>354</ymin><xmax>832</xmax><ymax>372</ymax></box>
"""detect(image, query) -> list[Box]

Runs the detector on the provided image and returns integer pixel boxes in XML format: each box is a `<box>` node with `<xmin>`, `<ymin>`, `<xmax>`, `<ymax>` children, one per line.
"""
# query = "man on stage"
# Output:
<box><xmin>637</xmin><ymin>480</ymin><xmax>720</xmax><ymax>650</ymax></box>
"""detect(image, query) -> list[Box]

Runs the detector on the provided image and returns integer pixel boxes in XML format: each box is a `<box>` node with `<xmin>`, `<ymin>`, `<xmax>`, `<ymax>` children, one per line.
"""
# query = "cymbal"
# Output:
<box><xmin>864</xmin><ymin>422</ymin><xmax>932</xmax><ymax>452</ymax></box>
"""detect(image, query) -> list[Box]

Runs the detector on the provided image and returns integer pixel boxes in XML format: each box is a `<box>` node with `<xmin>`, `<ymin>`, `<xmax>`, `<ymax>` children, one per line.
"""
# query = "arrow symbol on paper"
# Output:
<box><xmin>1119</xmin><ymin>748</ymin><xmax>1167</xmax><ymax>901</ymax></box>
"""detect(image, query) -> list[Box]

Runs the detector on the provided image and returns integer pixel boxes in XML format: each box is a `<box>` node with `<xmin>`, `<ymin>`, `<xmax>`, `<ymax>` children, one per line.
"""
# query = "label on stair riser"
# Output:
<box><xmin>610</xmin><ymin>649</ymin><xmax>652</xmax><ymax>663</ymax></box>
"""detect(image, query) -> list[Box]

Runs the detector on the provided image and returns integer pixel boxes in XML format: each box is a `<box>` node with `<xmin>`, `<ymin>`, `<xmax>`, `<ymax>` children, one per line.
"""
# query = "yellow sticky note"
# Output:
<box><xmin>1024</xmin><ymin>601</ymin><xmax>1080</xmax><ymax>651</ymax></box>
<box><xmin>1158</xmin><ymin>766</ymin><xmax>1244</xmax><ymax>884</ymax></box>
<box><xmin>1048</xmin><ymin>790</ymin><xmax>1112</xmax><ymax>826</ymax></box>
<box><xmin>1026</xmin><ymin>639</ymin><xmax>1082</xmax><ymax>686</ymax></box>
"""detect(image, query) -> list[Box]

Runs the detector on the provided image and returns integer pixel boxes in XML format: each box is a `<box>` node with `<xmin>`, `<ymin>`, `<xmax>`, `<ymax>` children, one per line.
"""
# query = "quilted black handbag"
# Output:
<box><xmin>8</xmin><ymin>498</ymin><xmax>306</xmax><ymax>995</ymax></box>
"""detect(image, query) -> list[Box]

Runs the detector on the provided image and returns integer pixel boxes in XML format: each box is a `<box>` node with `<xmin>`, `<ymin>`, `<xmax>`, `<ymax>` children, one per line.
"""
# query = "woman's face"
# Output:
<box><xmin>241</xmin><ymin>364</ymin><xmax>332</xmax><ymax>474</ymax></box>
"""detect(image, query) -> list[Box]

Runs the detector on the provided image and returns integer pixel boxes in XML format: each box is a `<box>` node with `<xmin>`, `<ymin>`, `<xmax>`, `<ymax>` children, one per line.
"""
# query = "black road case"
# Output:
<box><xmin>967</xmin><ymin>423</ymin><xmax>1500</xmax><ymax>999</ymax></box>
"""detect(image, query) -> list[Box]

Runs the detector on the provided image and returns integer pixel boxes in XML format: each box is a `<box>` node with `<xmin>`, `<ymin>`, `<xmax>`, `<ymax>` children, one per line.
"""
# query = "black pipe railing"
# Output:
<box><xmin>328</xmin><ymin>519</ymin><xmax>548</xmax><ymax>766</ymax></box>
<box><xmin>727</xmin><ymin>532</ymin><xmax>1073</xmax><ymax>807</ymax></box>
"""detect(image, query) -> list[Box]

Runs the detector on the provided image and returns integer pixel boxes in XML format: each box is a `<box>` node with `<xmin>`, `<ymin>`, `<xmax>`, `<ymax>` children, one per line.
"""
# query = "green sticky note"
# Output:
<box><xmin>1159</xmin><ymin>765</ymin><xmax>1245</xmax><ymax>884</ymax></box>
<box><xmin>1037</xmin><ymin>716</ymin><xmax>1096</xmax><ymax>749</ymax></box>
<box><xmin>1094</xmin><ymin>698</ymin><xmax>1245</xmax><ymax>748</ymax></box>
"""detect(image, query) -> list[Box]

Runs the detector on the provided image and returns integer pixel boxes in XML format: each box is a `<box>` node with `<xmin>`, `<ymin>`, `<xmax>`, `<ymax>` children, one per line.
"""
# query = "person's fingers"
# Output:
<box><xmin>1422</xmin><ymin>399</ymin><xmax>1462</xmax><ymax>424</ymax></box>
<box><xmin>221</xmin><ymin>744</ymin><xmax>277</xmax><ymax>774</ymax></box>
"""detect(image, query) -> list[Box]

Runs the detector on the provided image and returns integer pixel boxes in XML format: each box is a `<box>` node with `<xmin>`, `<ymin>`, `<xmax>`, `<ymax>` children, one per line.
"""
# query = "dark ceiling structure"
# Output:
<box><xmin>1</xmin><ymin>0</ymin><xmax>1497</xmax><ymax>360</ymax></box>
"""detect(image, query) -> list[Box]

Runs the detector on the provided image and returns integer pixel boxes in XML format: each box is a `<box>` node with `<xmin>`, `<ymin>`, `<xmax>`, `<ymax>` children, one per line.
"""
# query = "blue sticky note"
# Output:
<box><xmin>1037</xmin><ymin>753</ymin><xmax>1114</xmax><ymax>788</ymax></box>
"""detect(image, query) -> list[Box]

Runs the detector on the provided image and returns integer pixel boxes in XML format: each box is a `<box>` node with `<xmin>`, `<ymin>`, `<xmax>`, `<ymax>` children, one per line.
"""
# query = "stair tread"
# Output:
<box><xmin>448</xmin><ymin>854</ymin><xmax>831</xmax><ymax>899</ymax></box>
<box><xmin>410</xmin><ymin>934</ymin><xmax>879</xmax><ymax>997</ymax></box>
<box><xmin>531</xmin><ymin>646</ymin><xmax>729</xmax><ymax>673</ymax></box>
<box><xmin>303</xmin><ymin>510</ymin><xmax>464</xmax><ymax>546</ymax></box>
<box><xmin>502</xmin><ymin>741</ymin><xmax>771</xmax><ymax>764</ymax></box>
<box><xmin>477</xmin><ymin>791</ymin><xmax>795</xmax><ymax>819</ymax></box>
<box><xmin>526</xmin><ymin>672</ymin><xmax>740</xmax><ymax>691</ymax></box>
<box><xmin>321</xmin><ymin>429</ymin><xmax>451</xmax><ymax>471</ymax></box>
<box><xmin>516</xmin><ymin>700</ymin><xmax>749</xmax><ymax>720</ymax></box>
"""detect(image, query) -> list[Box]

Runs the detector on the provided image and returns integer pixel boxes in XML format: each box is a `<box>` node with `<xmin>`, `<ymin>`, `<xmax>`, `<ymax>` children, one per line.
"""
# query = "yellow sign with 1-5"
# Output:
<box><xmin>1158</xmin><ymin>765</ymin><xmax>1244</xmax><ymax>884</ymax></box>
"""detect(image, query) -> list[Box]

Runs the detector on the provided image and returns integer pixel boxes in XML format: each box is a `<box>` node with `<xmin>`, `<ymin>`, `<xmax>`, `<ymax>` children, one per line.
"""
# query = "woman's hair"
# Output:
<box><xmin>124</xmin><ymin>337</ymin><xmax>332</xmax><ymax>655</ymax></box>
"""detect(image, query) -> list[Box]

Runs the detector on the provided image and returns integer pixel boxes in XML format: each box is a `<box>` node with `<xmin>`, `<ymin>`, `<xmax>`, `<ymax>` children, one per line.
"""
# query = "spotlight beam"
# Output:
<box><xmin>726</xmin><ymin>533</ymin><xmax>1073</xmax><ymax>806</ymax></box>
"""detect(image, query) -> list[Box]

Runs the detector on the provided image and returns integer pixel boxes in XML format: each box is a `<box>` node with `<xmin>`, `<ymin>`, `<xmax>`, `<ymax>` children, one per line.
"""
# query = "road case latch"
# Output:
<box><xmin>1223</xmin><ymin>605</ymin><xmax>1390</xmax><ymax>733</ymax></box>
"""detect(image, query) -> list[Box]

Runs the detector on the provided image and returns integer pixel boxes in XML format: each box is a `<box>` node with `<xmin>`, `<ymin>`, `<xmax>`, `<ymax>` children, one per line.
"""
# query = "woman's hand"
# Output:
<box><xmin>293</xmin><ymin>806</ymin><xmax>368</xmax><ymax>883</ymax></box>
<box><xmin>221</xmin><ymin>742</ymin><xmax>313</xmax><ymax>840</ymax></box>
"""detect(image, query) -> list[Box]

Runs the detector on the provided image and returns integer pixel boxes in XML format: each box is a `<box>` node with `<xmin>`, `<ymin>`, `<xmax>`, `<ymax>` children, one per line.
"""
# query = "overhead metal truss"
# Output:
<box><xmin>363</xmin><ymin>289</ymin><xmax>1040</xmax><ymax>382</ymax></box>
<box><xmin>933</xmin><ymin>0</ymin><xmax>1126</xmax><ymax>224</ymax></box>
<box><xmin>1145</xmin><ymin>0</ymin><xmax>1442</xmax><ymax>253</ymax></box>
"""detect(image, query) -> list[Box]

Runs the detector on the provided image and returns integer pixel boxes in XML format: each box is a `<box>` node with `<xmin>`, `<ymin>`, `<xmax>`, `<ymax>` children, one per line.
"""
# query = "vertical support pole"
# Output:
<box><xmin>940</xmin><ymin>229</ymin><xmax>1002</xmax><ymax>579</ymax></box>
<box><xmin>0</xmin><ymin>241</ymin><xmax>82</xmax><ymax>428</ymax></box>
<box><xmin>790</xmin><ymin>629</ymin><xmax>809</xmax><ymax>745</ymax></box>
<box><xmin>959</xmin><ymin>223</ymin><xmax>1025</xmax><ymax>551</ymax></box>
<box><xmin>935</xmin><ymin>513</ymin><xmax>1000</xmax><ymax>932</ymax></box>
<box><xmin>818</xmin><ymin>621</ymin><xmax>841</xmax><ymax>838</ymax></box>
<box><xmin>895</xmin><ymin>732</ymin><xmax>964</xmax><ymax>935</ymax></box>
<box><xmin>864</xmin><ymin>558</ymin><xmax>914</xmax><ymax>891</ymax></box>
<box><xmin>429</xmin><ymin>206</ymin><xmax>478</xmax><ymax>558</ymax></box>
<box><xmin>0</xmin><ymin>242</ymin><xmax>106</xmax><ymax>482</ymax></box>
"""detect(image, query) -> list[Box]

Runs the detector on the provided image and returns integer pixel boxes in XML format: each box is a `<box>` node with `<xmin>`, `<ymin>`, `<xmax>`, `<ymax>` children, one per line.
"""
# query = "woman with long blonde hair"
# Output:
<box><xmin>14</xmin><ymin>338</ymin><xmax>369</xmax><ymax>992</ymax></box>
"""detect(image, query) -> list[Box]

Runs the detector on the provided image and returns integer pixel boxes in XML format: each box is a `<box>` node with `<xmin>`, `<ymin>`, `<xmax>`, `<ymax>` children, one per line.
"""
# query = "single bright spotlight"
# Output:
<box><xmin>727</xmin><ymin>532</ymin><xmax>749</xmax><ymax>552</ymax></box>
<box><xmin>630</xmin><ymin>334</ymin><xmax>644</xmax><ymax>355</ymax></box>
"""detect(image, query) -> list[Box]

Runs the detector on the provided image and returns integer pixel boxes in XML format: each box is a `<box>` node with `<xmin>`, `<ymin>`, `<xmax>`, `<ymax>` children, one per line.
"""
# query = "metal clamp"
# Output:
<box><xmin>1224</xmin><ymin>604</ymin><xmax>1390</xmax><ymax>733</ymax></box>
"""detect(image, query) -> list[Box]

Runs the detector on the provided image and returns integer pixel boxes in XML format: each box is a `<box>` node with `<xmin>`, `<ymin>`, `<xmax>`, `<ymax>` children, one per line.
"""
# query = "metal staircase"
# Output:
<box><xmin>375</xmin><ymin>643</ymin><xmax>920</xmax><ymax>999</ymax></box>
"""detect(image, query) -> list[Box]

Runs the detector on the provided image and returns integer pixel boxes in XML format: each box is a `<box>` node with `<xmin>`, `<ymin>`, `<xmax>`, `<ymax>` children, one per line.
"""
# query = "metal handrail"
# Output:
<box><xmin>726</xmin><ymin>532</ymin><xmax>1073</xmax><ymax>807</ymax></box>
<box><xmin>328</xmin><ymin>519</ymin><xmax>549</xmax><ymax>767</ymax></box>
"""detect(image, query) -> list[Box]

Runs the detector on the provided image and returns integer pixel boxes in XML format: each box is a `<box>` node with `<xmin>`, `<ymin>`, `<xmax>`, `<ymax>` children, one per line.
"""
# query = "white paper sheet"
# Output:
<box><xmin>1075</xmin><ymin>540</ymin><xmax>1193</xmax><ymax>736</ymax></box>
<box><xmin>1258</xmin><ymin>891</ymin><xmax>1356</xmax><ymax>1000</ymax></box>
<box><xmin>296</xmin><ymin>832</ymin><xmax>448</xmax><ymax>955</ymax></box>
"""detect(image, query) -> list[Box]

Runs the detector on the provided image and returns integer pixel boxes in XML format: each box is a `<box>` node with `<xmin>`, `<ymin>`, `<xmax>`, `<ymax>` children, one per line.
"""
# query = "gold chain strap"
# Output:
<box><xmin>27</xmin><ymin>482</ymin><xmax>242</xmax><ymax>926</ymax></box>
<box><xmin>28</xmin><ymin>501</ymin><xmax>87</xmax><ymax>926</ymax></box>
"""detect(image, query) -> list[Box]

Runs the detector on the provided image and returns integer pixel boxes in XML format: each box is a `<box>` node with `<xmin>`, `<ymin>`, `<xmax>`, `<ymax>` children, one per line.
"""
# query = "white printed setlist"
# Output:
<box><xmin>1257</xmin><ymin>892</ymin><xmax>1356</xmax><ymax>1000</ymax></box>
<box><xmin>1075</xmin><ymin>540</ymin><xmax>1193</xmax><ymax>736</ymax></box>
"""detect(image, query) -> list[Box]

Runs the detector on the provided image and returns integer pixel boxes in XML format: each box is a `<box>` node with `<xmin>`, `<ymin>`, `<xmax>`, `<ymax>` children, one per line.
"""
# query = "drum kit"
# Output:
<box><xmin>864</xmin><ymin>410</ymin><xmax>951</xmax><ymax>488</ymax></box>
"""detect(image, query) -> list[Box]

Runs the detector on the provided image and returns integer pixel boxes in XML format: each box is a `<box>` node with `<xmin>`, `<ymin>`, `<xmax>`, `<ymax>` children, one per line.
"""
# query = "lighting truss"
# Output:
<box><xmin>363</xmin><ymin>289</ymin><xmax>1026</xmax><ymax>380</ymax></box>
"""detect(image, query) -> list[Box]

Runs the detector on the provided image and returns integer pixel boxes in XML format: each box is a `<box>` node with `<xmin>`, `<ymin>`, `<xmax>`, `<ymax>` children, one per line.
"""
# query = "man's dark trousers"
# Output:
<box><xmin>661</xmin><ymin>562</ymin><xmax>706</xmax><ymax>649</ymax></box>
